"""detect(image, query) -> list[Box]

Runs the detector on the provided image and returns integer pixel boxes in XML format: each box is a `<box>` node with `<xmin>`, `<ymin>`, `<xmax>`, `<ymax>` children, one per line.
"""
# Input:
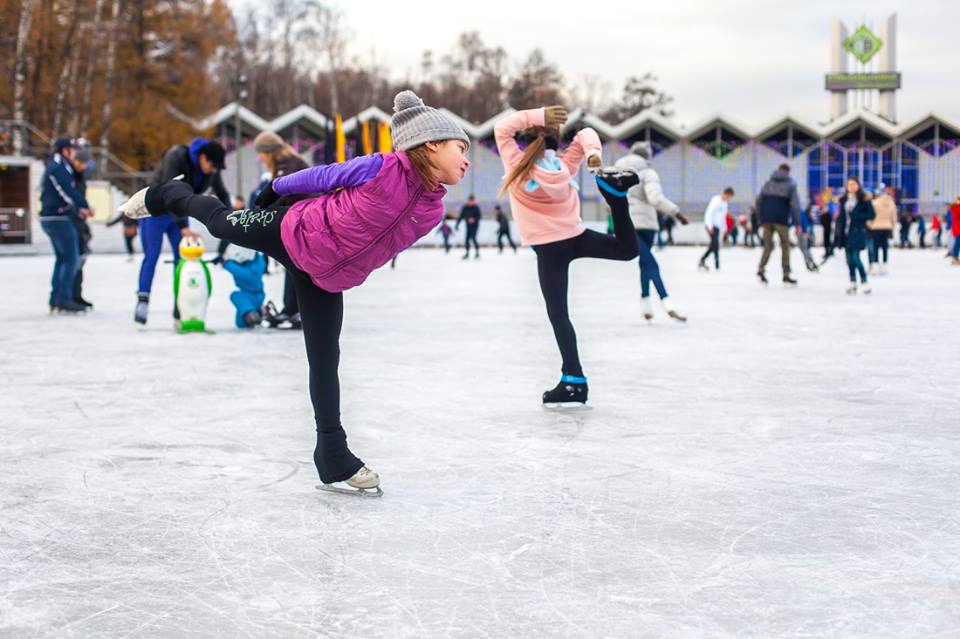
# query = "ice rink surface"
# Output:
<box><xmin>1</xmin><ymin>244</ymin><xmax>958</xmax><ymax>638</ymax></box>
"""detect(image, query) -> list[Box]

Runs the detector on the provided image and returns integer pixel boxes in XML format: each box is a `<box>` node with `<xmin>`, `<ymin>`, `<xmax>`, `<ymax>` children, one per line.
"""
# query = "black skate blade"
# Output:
<box><xmin>542</xmin><ymin>402</ymin><xmax>592</xmax><ymax>412</ymax></box>
<box><xmin>316</xmin><ymin>484</ymin><xmax>383</xmax><ymax>498</ymax></box>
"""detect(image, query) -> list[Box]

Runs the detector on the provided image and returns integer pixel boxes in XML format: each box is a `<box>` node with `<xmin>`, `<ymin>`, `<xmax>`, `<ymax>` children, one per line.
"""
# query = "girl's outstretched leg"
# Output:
<box><xmin>124</xmin><ymin>180</ymin><xmax>292</xmax><ymax>266</ymax></box>
<box><xmin>572</xmin><ymin>170</ymin><xmax>641</xmax><ymax>261</ymax></box>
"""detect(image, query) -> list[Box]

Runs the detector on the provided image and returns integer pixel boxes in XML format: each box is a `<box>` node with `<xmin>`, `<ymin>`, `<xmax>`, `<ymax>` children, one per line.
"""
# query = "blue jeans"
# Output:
<box><xmin>846</xmin><ymin>248</ymin><xmax>867</xmax><ymax>283</ymax></box>
<box><xmin>138</xmin><ymin>215</ymin><xmax>182</xmax><ymax>294</ymax></box>
<box><xmin>952</xmin><ymin>236</ymin><xmax>960</xmax><ymax>259</ymax></box>
<box><xmin>40</xmin><ymin>218</ymin><xmax>80</xmax><ymax>305</ymax></box>
<box><xmin>636</xmin><ymin>229</ymin><xmax>668</xmax><ymax>298</ymax></box>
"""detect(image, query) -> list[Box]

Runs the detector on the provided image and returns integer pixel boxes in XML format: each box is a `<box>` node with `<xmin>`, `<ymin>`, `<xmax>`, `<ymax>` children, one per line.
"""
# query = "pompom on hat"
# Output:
<box><xmin>389</xmin><ymin>90</ymin><xmax>469</xmax><ymax>152</ymax></box>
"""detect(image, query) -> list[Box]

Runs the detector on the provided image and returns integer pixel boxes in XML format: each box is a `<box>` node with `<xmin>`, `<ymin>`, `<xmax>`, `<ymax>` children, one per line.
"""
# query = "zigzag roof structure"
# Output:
<box><xmin>174</xmin><ymin>102</ymin><xmax>960</xmax><ymax>148</ymax></box>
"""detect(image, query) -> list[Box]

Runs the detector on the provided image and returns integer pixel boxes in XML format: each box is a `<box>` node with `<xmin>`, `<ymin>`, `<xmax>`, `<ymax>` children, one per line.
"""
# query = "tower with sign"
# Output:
<box><xmin>827</xmin><ymin>14</ymin><xmax>899</xmax><ymax>123</ymax></box>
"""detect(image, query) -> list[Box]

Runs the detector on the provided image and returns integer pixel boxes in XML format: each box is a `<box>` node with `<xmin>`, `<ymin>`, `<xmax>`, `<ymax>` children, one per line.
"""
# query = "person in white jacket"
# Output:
<box><xmin>614</xmin><ymin>142</ymin><xmax>689</xmax><ymax>322</ymax></box>
<box><xmin>699</xmin><ymin>187</ymin><xmax>735</xmax><ymax>271</ymax></box>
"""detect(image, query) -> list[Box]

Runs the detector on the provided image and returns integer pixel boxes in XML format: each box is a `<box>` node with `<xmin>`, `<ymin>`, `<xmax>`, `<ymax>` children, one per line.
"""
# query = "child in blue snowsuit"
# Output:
<box><xmin>222</xmin><ymin>244</ymin><xmax>266</xmax><ymax>328</ymax></box>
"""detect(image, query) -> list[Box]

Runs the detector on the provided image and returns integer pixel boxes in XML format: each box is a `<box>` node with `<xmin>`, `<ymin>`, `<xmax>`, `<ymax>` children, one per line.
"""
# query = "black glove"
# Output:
<box><xmin>255</xmin><ymin>180</ymin><xmax>279</xmax><ymax>209</ymax></box>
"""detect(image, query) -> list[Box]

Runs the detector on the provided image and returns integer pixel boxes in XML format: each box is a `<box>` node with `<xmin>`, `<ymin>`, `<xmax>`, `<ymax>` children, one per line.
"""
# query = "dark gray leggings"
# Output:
<box><xmin>147</xmin><ymin>181</ymin><xmax>363</xmax><ymax>483</ymax></box>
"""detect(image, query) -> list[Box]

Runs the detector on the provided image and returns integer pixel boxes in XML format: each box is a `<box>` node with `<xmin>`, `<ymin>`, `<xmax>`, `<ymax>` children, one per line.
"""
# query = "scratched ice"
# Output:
<box><xmin>1</xmin><ymin>247</ymin><xmax>958</xmax><ymax>637</ymax></box>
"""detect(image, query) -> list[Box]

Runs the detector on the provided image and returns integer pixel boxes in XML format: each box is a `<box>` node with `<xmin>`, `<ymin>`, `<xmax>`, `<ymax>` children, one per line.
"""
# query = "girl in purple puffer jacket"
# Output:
<box><xmin>120</xmin><ymin>91</ymin><xmax>470</xmax><ymax>496</ymax></box>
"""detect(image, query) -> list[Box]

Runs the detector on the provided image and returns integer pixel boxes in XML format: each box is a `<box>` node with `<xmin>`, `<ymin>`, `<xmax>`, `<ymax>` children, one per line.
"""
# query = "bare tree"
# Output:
<box><xmin>12</xmin><ymin>0</ymin><xmax>37</xmax><ymax>154</ymax></box>
<box><xmin>50</xmin><ymin>0</ymin><xmax>83</xmax><ymax>137</ymax></box>
<box><xmin>602</xmin><ymin>73</ymin><xmax>674</xmax><ymax>122</ymax></box>
<box><xmin>98</xmin><ymin>0</ymin><xmax>121</xmax><ymax>159</ymax></box>
<box><xmin>507</xmin><ymin>49</ymin><xmax>565</xmax><ymax>110</ymax></box>
<box><xmin>76</xmin><ymin>0</ymin><xmax>106</xmax><ymax>135</ymax></box>
<box><xmin>571</xmin><ymin>73</ymin><xmax>613</xmax><ymax>115</ymax></box>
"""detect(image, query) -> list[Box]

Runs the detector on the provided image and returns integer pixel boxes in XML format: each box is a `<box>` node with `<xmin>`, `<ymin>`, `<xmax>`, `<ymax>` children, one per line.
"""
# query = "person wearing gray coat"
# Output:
<box><xmin>615</xmin><ymin>142</ymin><xmax>689</xmax><ymax>322</ymax></box>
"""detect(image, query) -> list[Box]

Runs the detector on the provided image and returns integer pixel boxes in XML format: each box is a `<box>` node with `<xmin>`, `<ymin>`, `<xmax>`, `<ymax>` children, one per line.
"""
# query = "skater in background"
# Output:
<box><xmin>106</xmin><ymin>212</ymin><xmax>139</xmax><ymax>261</ymax></box>
<box><xmin>836</xmin><ymin>176</ymin><xmax>876</xmax><ymax>294</ymax></box>
<box><xmin>119</xmin><ymin>90</ymin><xmax>470</xmax><ymax>495</ymax></box>
<box><xmin>723</xmin><ymin>209</ymin><xmax>737</xmax><ymax>246</ymax></box>
<box><xmin>254</xmin><ymin>131</ymin><xmax>309</xmax><ymax>329</ymax></box>
<box><xmin>797</xmin><ymin>198</ymin><xmax>819</xmax><ymax>272</ymax></box>
<box><xmin>494</xmin><ymin>204</ymin><xmax>517</xmax><ymax>253</ymax></box>
<box><xmin>457</xmin><ymin>194</ymin><xmax>482</xmax><ymax>259</ymax></box>
<box><xmin>70</xmin><ymin>139</ymin><xmax>95</xmax><ymax>308</ymax></box>
<box><xmin>868</xmin><ymin>185</ymin><xmax>897</xmax><ymax>275</ymax></box>
<box><xmin>615</xmin><ymin>141</ymin><xmax>689</xmax><ymax>322</ymax></box>
<box><xmin>495</xmin><ymin>104</ymin><xmax>639</xmax><ymax>408</ymax></box>
<box><xmin>135</xmin><ymin>138</ymin><xmax>229</xmax><ymax>325</ymax></box>
<box><xmin>748</xmin><ymin>205</ymin><xmax>761</xmax><ymax>248</ymax></box>
<box><xmin>436</xmin><ymin>213</ymin><xmax>454</xmax><ymax>253</ymax></box>
<box><xmin>39</xmin><ymin>137</ymin><xmax>90</xmax><ymax>313</ymax></box>
<box><xmin>756</xmin><ymin>163</ymin><xmax>801</xmax><ymax>286</ymax></box>
<box><xmin>932</xmin><ymin>211</ymin><xmax>942</xmax><ymax>248</ymax></box>
<box><xmin>663</xmin><ymin>213</ymin><xmax>676</xmax><ymax>245</ymax></box>
<box><xmin>818</xmin><ymin>190</ymin><xmax>835</xmax><ymax>263</ymax></box>
<box><xmin>699</xmin><ymin>187</ymin><xmax>733</xmax><ymax>271</ymax></box>
<box><xmin>738</xmin><ymin>214</ymin><xmax>750</xmax><ymax>247</ymax></box>
<box><xmin>898</xmin><ymin>201</ymin><xmax>912</xmax><ymax>248</ymax></box>
<box><xmin>222</xmin><ymin>244</ymin><xmax>266</xmax><ymax>329</ymax></box>
<box><xmin>950</xmin><ymin>197</ymin><xmax>960</xmax><ymax>265</ymax></box>
<box><xmin>917</xmin><ymin>213</ymin><xmax>927</xmax><ymax>249</ymax></box>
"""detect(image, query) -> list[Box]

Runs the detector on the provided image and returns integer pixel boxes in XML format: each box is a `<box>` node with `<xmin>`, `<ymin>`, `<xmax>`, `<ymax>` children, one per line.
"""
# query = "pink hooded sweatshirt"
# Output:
<box><xmin>494</xmin><ymin>108</ymin><xmax>602</xmax><ymax>246</ymax></box>
<box><xmin>274</xmin><ymin>151</ymin><xmax>444</xmax><ymax>292</ymax></box>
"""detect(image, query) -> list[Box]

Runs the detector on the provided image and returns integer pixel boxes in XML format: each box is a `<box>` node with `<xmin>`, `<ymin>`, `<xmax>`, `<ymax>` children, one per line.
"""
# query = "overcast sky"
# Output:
<box><xmin>232</xmin><ymin>0</ymin><xmax>957</xmax><ymax>129</ymax></box>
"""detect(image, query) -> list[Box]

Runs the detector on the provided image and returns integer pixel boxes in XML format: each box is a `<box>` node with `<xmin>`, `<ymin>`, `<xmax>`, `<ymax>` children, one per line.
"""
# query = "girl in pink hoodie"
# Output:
<box><xmin>120</xmin><ymin>91</ymin><xmax>470</xmax><ymax>496</ymax></box>
<box><xmin>495</xmin><ymin>105</ymin><xmax>639</xmax><ymax>408</ymax></box>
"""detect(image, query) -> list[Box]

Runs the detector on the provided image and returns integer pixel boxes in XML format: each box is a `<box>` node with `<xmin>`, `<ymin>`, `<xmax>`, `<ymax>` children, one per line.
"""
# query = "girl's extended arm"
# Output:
<box><xmin>559</xmin><ymin>127</ymin><xmax>602</xmax><ymax>175</ymax></box>
<box><xmin>273</xmin><ymin>154</ymin><xmax>384</xmax><ymax>196</ymax></box>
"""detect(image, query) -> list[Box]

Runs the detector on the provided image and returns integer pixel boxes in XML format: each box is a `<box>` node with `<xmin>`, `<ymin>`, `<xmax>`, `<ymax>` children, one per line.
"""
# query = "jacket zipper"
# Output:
<box><xmin>315</xmin><ymin>185</ymin><xmax>425</xmax><ymax>280</ymax></box>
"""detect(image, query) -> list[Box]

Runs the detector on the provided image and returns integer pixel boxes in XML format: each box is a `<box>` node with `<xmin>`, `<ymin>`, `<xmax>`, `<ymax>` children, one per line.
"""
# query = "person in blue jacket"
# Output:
<box><xmin>836</xmin><ymin>176</ymin><xmax>877</xmax><ymax>295</ymax></box>
<box><xmin>135</xmin><ymin>137</ymin><xmax>229</xmax><ymax>325</ymax></box>
<box><xmin>222</xmin><ymin>244</ymin><xmax>266</xmax><ymax>328</ymax></box>
<box><xmin>39</xmin><ymin>137</ymin><xmax>91</xmax><ymax>313</ymax></box>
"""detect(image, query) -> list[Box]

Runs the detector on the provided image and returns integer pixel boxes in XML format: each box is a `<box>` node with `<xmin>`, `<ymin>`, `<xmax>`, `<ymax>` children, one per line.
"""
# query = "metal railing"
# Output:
<box><xmin>0</xmin><ymin>119</ymin><xmax>150</xmax><ymax>194</ymax></box>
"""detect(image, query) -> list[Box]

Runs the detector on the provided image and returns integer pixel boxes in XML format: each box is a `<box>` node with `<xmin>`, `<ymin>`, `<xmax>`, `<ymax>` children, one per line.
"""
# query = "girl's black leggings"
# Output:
<box><xmin>532</xmin><ymin>187</ymin><xmax>638</xmax><ymax>378</ymax></box>
<box><xmin>147</xmin><ymin>181</ymin><xmax>363</xmax><ymax>484</ymax></box>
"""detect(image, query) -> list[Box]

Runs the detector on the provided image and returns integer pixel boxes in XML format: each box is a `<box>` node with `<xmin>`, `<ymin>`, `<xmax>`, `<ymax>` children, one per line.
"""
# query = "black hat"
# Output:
<box><xmin>53</xmin><ymin>137</ymin><xmax>76</xmax><ymax>153</ymax></box>
<box><xmin>199</xmin><ymin>141</ymin><xmax>226</xmax><ymax>170</ymax></box>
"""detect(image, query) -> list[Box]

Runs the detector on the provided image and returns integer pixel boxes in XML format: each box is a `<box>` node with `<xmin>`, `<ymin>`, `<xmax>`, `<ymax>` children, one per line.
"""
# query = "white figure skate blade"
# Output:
<box><xmin>316</xmin><ymin>484</ymin><xmax>383</xmax><ymax>498</ymax></box>
<box><xmin>542</xmin><ymin>403</ymin><xmax>593</xmax><ymax>412</ymax></box>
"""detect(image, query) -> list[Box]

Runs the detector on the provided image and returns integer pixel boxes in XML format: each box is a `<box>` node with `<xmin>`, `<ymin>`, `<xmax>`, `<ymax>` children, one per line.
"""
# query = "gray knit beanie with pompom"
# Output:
<box><xmin>390</xmin><ymin>90</ymin><xmax>470</xmax><ymax>151</ymax></box>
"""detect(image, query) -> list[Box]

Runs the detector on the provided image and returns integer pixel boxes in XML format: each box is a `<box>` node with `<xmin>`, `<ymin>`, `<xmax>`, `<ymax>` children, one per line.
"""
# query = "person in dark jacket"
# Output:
<box><xmin>494</xmin><ymin>204</ymin><xmax>517</xmax><ymax>253</ymax></box>
<box><xmin>70</xmin><ymin>140</ymin><xmax>95</xmax><ymax>308</ymax></box>
<box><xmin>756</xmin><ymin>163</ymin><xmax>801</xmax><ymax>286</ymax></box>
<box><xmin>457</xmin><ymin>194</ymin><xmax>482</xmax><ymax>259</ymax></box>
<box><xmin>254</xmin><ymin>131</ymin><xmax>309</xmax><ymax>329</ymax></box>
<box><xmin>135</xmin><ymin>137</ymin><xmax>229</xmax><ymax>324</ymax></box>
<box><xmin>39</xmin><ymin>137</ymin><xmax>91</xmax><ymax>313</ymax></box>
<box><xmin>836</xmin><ymin>176</ymin><xmax>876</xmax><ymax>294</ymax></box>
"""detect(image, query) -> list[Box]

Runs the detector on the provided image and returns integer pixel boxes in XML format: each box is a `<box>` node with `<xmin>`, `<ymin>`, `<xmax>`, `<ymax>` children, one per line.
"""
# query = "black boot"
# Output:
<box><xmin>542</xmin><ymin>376</ymin><xmax>589</xmax><ymax>408</ymax></box>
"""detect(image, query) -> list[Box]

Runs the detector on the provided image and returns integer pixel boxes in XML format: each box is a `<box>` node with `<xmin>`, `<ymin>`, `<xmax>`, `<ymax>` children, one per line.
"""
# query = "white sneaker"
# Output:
<box><xmin>660</xmin><ymin>297</ymin><xmax>687</xmax><ymax>323</ymax></box>
<box><xmin>861</xmin><ymin>283</ymin><xmax>872</xmax><ymax>295</ymax></box>
<box><xmin>640</xmin><ymin>296</ymin><xmax>654</xmax><ymax>321</ymax></box>
<box><xmin>868</xmin><ymin>263</ymin><xmax>877</xmax><ymax>276</ymax></box>
<box><xmin>346</xmin><ymin>466</ymin><xmax>380</xmax><ymax>489</ymax></box>
<box><xmin>119</xmin><ymin>186</ymin><xmax>151</xmax><ymax>219</ymax></box>
<box><xmin>846</xmin><ymin>283</ymin><xmax>857</xmax><ymax>295</ymax></box>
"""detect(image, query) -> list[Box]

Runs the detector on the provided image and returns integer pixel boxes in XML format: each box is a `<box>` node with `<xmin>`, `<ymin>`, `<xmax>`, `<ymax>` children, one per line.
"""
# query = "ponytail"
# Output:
<box><xmin>499</xmin><ymin>135</ymin><xmax>547</xmax><ymax>197</ymax></box>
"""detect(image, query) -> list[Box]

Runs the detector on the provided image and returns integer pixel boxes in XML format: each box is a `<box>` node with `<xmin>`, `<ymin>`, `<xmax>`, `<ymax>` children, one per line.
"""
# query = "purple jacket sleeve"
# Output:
<box><xmin>273</xmin><ymin>154</ymin><xmax>384</xmax><ymax>196</ymax></box>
